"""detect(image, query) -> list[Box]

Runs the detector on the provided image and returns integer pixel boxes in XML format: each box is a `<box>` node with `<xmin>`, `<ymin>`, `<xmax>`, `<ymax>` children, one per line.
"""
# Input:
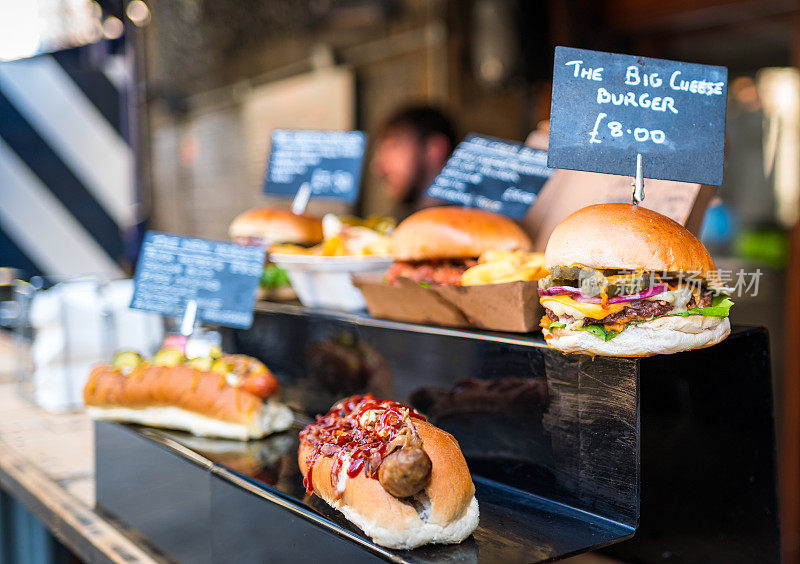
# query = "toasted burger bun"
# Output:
<box><xmin>392</xmin><ymin>206</ymin><xmax>532</xmax><ymax>261</ymax></box>
<box><xmin>229</xmin><ymin>207</ymin><xmax>323</xmax><ymax>246</ymax></box>
<box><xmin>299</xmin><ymin>420</ymin><xmax>479</xmax><ymax>549</ymax></box>
<box><xmin>84</xmin><ymin>365</ymin><xmax>293</xmax><ymax>440</ymax></box>
<box><xmin>545</xmin><ymin>203</ymin><xmax>717</xmax><ymax>280</ymax></box>
<box><xmin>543</xmin><ymin>315</ymin><xmax>730</xmax><ymax>357</ymax></box>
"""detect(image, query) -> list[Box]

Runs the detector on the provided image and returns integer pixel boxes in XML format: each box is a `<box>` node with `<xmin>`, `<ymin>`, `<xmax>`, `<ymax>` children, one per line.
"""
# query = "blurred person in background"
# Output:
<box><xmin>370</xmin><ymin>105</ymin><xmax>457</xmax><ymax>219</ymax></box>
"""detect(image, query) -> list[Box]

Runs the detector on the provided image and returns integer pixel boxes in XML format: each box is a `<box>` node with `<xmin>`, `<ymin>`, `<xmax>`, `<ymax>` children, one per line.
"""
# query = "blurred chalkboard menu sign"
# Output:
<box><xmin>130</xmin><ymin>231</ymin><xmax>265</xmax><ymax>329</ymax></box>
<box><xmin>263</xmin><ymin>129</ymin><xmax>366</xmax><ymax>204</ymax></box>
<box><xmin>426</xmin><ymin>134</ymin><xmax>554</xmax><ymax>219</ymax></box>
<box><xmin>548</xmin><ymin>46</ymin><xmax>728</xmax><ymax>186</ymax></box>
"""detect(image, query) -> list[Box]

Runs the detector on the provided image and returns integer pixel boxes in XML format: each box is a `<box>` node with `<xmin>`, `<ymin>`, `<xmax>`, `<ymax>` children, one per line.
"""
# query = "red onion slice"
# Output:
<box><xmin>538</xmin><ymin>286</ymin><xmax>582</xmax><ymax>297</ymax></box>
<box><xmin>607</xmin><ymin>283</ymin><xmax>668</xmax><ymax>304</ymax></box>
<box><xmin>539</xmin><ymin>283</ymin><xmax>669</xmax><ymax>304</ymax></box>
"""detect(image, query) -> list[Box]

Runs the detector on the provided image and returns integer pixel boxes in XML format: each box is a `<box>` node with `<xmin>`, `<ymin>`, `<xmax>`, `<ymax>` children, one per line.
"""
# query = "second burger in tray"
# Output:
<box><xmin>354</xmin><ymin>206</ymin><xmax>547</xmax><ymax>332</ymax></box>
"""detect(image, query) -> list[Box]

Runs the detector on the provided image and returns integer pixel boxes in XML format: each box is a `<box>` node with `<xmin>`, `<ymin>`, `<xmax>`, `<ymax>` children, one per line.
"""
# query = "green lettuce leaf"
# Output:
<box><xmin>261</xmin><ymin>264</ymin><xmax>290</xmax><ymax>289</ymax></box>
<box><xmin>547</xmin><ymin>321</ymin><xmax>566</xmax><ymax>329</ymax></box>
<box><xmin>552</xmin><ymin>295</ymin><xmax>733</xmax><ymax>342</ymax></box>
<box><xmin>661</xmin><ymin>294</ymin><xmax>734</xmax><ymax>318</ymax></box>
<box><xmin>418</xmin><ymin>282</ymin><xmax>432</xmax><ymax>288</ymax></box>
<box><xmin>575</xmin><ymin>324</ymin><xmax>620</xmax><ymax>341</ymax></box>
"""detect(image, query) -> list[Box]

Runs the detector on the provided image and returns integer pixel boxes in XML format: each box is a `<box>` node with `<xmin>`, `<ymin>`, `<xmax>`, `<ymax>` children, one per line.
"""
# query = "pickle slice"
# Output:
<box><xmin>605</xmin><ymin>273</ymin><xmax>651</xmax><ymax>296</ymax></box>
<box><xmin>188</xmin><ymin>356</ymin><xmax>213</xmax><ymax>372</ymax></box>
<box><xmin>152</xmin><ymin>348</ymin><xmax>185</xmax><ymax>367</ymax></box>
<box><xmin>579</xmin><ymin>270</ymin><xmax>608</xmax><ymax>296</ymax></box>
<box><xmin>549</xmin><ymin>265</ymin><xmax>586</xmax><ymax>281</ymax></box>
<box><xmin>541</xmin><ymin>267</ymin><xmax>653</xmax><ymax>297</ymax></box>
<box><xmin>211</xmin><ymin>358</ymin><xmax>232</xmax><ymax>375</ymax></box>
<box><xmin>111</xmin><ymin>351</ymin><xmax>143</xmax><ymax>371</ymax></box>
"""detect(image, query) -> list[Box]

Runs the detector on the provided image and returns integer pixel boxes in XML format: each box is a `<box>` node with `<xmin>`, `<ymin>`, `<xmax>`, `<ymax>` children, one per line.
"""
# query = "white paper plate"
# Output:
<box><xmin>270</xmin><ymin>254</ymin><xmax>393</xmax><ymax>311</ymax></box>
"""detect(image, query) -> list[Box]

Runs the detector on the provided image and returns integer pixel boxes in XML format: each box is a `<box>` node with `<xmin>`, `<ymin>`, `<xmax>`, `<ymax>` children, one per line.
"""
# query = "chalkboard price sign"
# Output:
<box><xmin>130</xmin><ymin>232</ymin><xmax>265</xmax><ymax>330</ymax></box>
<box><xmin>548</xmin><ymin>46</ymin><xmax>728</xmax><ymax>186</ymax></box>
<box><xmin>263</xmin><ymin>129</ymin><xmax>366</xmax><ymax>204</ymax></box>
<box><xmin>426</xmin><ymin>134</ymin><xmax>553</xmax><ymax>219</ymax></box>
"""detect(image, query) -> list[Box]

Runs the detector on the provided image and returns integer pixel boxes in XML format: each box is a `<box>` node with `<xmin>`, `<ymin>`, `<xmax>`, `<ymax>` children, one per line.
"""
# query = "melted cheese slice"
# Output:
<box><xmin>540</xmin><ymin>294</ymin><xmax>626</xmax><ymax>320</ymax></box>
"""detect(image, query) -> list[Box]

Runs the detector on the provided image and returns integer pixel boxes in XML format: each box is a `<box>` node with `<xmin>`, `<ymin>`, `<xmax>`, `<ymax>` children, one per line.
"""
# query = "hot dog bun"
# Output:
<box><xmin>84</xmin><ymin>364</ymin><xmax>293</xmax><ymax>440</ymax></box>
<box><xmin>299</xmin><ymin>419</ymin><xmax>479</xmax><ymax>549</ymax></box>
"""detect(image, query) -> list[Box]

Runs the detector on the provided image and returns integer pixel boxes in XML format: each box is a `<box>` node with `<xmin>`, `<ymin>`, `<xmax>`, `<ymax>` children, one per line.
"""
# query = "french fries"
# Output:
<box><xmin>460</xmin><ymin>250</ymin><xmax>548</xmax><ymax>286</ymax></box>
<box><xmin>270</xmin><ymin>215</ymin><xmax>394</xmax><ymax>257</ymax></box>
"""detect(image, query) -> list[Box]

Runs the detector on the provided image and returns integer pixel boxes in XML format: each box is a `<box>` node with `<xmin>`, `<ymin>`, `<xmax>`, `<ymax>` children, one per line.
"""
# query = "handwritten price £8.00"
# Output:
<box><xmin>589</xmin><ymin>113</ymin><xmax>665</xmax><ymax>145</ymax></box>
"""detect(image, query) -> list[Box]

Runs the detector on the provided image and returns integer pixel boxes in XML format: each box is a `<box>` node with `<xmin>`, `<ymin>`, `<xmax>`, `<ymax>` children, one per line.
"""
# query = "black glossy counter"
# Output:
<box><xmin>95</xmin><ymin>303</ymin><xmax>780</xmax><ymax>563</ymax></box>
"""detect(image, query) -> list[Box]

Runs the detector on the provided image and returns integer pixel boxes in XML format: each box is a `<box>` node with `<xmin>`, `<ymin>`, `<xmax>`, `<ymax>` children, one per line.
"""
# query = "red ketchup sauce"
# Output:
<box><xmin>300</xmin><ymin>394</ymin><xmax>425</xmax><ymax>494</ymax></box>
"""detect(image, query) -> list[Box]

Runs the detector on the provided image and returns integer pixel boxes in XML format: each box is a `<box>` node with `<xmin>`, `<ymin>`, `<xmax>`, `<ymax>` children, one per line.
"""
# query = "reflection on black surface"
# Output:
<box><xmin>233</xmin><ymin>306</ymin><xmax>640</xmax><ymax>528</ymax></box>
<box><xmin>125</xmin><ymin>421</ymin><xmax>629</xmax><ymax>564</ymax></box>
<box><xmin>398</xmin><ymin>536</ymin><xmax>480</xmax><ymax>564</ymax></box>
<box><xmin>411</xmin><ymin>377</ymin><xmax>555</xmax><ymax>494</ymax></box>
<box><xmin>293</xmin><ymin>332</ymin><xmax>393</xmax><ymax>415</ymax></box>
<box><xmin>412</xmin><ymin>376</ymin><xmax>549</xmax><ymax>420</ymax></box>
<box><xmin>161</xmin><ymin>429</ymin><xmax>296</xmax><ymax>490</ymax></box>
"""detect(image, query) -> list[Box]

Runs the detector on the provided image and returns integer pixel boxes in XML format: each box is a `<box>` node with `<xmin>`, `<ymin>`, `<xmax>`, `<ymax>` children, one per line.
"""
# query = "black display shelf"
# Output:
<box><xmin>96</xmin><ymin>422</ymin><xmax>634</xmax><ymax>564</ymax></box>
<box><xmin>95</xmin><ymin>302</ymin><xmax>780</xmax><ymax>563</ymax></box>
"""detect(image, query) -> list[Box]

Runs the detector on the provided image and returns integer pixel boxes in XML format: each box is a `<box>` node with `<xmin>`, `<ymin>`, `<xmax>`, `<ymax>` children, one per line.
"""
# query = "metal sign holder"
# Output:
<box><xmin>180</xmin><ymin>299</ymin><xmax>198</xmax><ymax>338</ymax></box>
<box><xmin>291</xmin><ymin>182</ymin><xmax>312</xmax><ymax>215</ymax></box>
<box><xmin>633</xmin><ymin>153</ymin><xmax>645</xmax><ymax>204</ymax></box>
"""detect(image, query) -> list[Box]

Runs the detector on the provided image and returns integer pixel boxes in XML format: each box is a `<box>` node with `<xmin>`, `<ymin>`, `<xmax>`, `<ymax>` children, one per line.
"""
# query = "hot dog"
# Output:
<box><xmin>378</xmin><ymin>446</ymin><xmax>432</xmax><ymax>498</ymax></box>
<box><xmin>84</xmin><ymin>349</ymin><xmax>293</xmax><ymax>440</ymax></box>
<box><xmin>298</xmin><ymin>394</ymin><xmax>479</xmax><ymax>549</ymax></box>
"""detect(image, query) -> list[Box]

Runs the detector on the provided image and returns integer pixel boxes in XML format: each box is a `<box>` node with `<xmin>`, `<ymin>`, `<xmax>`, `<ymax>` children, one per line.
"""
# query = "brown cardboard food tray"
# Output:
<box><xmin>352</xmin><ymin>274</ymin><xmax>543</xmax><ymax>333</ymax></box>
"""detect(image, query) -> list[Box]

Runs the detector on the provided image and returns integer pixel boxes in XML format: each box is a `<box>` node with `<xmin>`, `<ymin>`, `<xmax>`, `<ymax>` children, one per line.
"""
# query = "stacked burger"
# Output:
<box><xmin>539</xmin><ymin>204</ymin><xmax>733</xmax><ymax>357</ymax></box>
<box><xmin>385</xmin><ymin>206</ymin><xmax>534</xmax><ymax>286</ymax></box>
<box><xmin>229</xmin><ymin>207</ymin><xmax>323</xmax><ymax>300</ymax></box>
<box><xmin>355</xmin><ymin>206</ymin><xmax>547</xmax><ymax>332</ymax></box>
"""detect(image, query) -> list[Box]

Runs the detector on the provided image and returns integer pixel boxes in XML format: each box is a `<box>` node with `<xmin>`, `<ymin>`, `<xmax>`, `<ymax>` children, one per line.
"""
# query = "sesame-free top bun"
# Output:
<box><xmin>229</xmin><ymin>207</ymin><xmax>323</xmax><ymax>245</ymax></box>
<box><xmin>299</xmin><ymin>419</ymin><xmax>479</xmax><ymax>549</ymax></box>
<box><xmin>545</xmin><ymin>203</ymin><xmax>717</xmax><ymax>278</ymax></box>
<box><xmin>391</xmin><ymin>206</ymin><xmax>532</xmax><ymax>261</ymax></box>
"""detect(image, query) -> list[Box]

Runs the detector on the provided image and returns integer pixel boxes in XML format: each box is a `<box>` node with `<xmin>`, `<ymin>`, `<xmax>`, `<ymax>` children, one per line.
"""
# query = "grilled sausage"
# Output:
<box><xmin>378</xmin><ymin>446</ymin><xmax>432</xmax><ymax>498</ymax></box>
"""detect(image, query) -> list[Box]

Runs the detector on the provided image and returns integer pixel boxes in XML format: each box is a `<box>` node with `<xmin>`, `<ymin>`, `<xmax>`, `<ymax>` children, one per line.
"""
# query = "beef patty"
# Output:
<box><xmin>385</xmin><ymin>259</ymin><xmax>477</xmax><ymax>286</ymax></box>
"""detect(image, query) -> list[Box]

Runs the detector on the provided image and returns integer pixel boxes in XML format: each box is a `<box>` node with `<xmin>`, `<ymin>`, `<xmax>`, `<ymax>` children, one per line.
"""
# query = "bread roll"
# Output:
<box><xmin>298</xmin><ymin>396</ymin><xmax>479</xmax><ymax>549</ymax></box>
<box><xmin>543</xmin><ymin>315</ymin><xmax>730</xmax><ymax>357</ymax></box>
<box><xmin>84</xmin><ymin>364</ymin><xmax>293</xmax><ymax>440</ymax></box>
<box><xmin>545</xmin><ymin>203</ymin><xmax>717</xmax><ymax>280</ymax></box>
<box><xmin>229</xmin><ymin>207</ymin><xmax>323</xmax><ymax>246</ymax></box>
<box><xmin>391</xmin><ymin>206</ymin><xmax>532</xmax><ymax>261</ymax></box>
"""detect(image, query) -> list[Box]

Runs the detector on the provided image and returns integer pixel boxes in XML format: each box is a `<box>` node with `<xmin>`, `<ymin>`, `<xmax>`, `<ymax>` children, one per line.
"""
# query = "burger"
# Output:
<box><xmin>229</xmin><ymin>207</ymin><xmax>323</xmax><ymax>299</ymax></box>
<box><xmin>385</xmin><ymin>206</ymin><xmax>533</xmax><ymax>286</ymax></box>
<box><xmin>539</xmin><ymin>203</ymin><xmax>733</xmax><ymax>357</ymax></box>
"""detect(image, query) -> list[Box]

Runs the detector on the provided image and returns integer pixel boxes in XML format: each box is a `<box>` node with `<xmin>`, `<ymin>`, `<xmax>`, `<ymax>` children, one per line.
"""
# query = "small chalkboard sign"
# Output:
<box><xmin>425</xmin><ymin>134</ymin><xmax>553</xmax><ymax>219</ymax></box>
<box><xmin>130</xmin><ymin>231</ymin><xmax>265</xmax><ymax>330</ymax></box>
<box><xmin>263</xmin><ymin>129</ymin><xmax>366</xmax><ymax>204</ymax></box>
<box><xmin>548</xmin><ymin>46</ymin><xmax>728</xmax><ymax>186</ymax></box>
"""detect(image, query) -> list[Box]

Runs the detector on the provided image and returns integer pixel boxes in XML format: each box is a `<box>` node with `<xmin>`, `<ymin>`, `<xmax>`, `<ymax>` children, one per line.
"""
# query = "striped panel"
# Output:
<box><xmin>0</xmin><ymin>43</ymin><xmax>137</xmax><ymax>278</ymax></box>
<box><xmin>0</xmin><ymin>54</ymin><xmax>135</xmax><ymax>228</ymax></box>
<box><xmin>0</xmin><ymin>137</ymin><xmax>123</xmax><ymax>278</ymax></box>
<box><xmin>0</xmin><ymin>90</ymin><xmax>124</xmax><ymax>262</ymax></box>
<box><xmin>0</xmin><ymin>227</ymin><xmax>41</xmax><ymax>279</ymax></box>
<box><xmin>51</xmin><ymin>48</ymin><xmax>123</xmax><ymax>133</ymax></box>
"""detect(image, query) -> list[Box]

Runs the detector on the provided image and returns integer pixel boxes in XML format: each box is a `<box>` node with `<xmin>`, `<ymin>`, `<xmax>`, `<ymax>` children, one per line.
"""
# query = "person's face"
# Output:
<box><xmin>371</xmin><ymin>127</ymin><xmax>424</xmax><ymax>202</ymax></box>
